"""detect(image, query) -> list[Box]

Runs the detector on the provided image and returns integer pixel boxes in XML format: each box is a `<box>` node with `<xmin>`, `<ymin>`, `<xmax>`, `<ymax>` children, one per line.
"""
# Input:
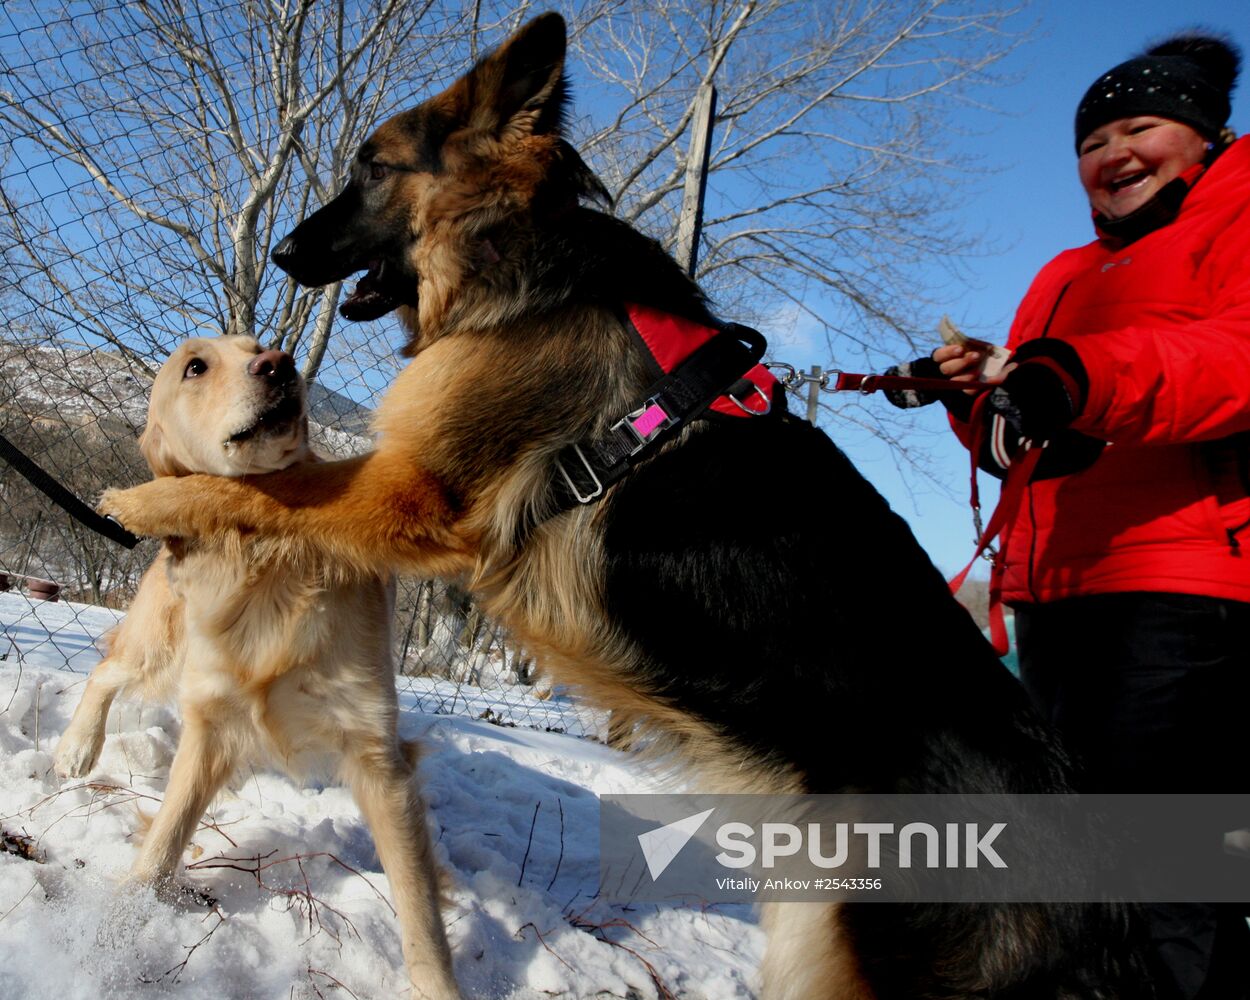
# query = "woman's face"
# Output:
<box><xmin>1078</xmin><ymin>117</ymin><xmax>1208</xmax><ymax>219</ymax></box>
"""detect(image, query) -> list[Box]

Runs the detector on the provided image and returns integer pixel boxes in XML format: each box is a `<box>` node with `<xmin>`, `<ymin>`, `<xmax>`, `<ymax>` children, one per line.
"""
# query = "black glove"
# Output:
<box><xmin>987</xmin><ymin>339</ymin><xmax>1089</xmax><ymax>443</ymax></box>
<box><xmin>975</xmin><ymin>339</ymin><xmax>1103</xmax><ymax>481</ymax></box>
<box><xmin>885</xmin><ymin>354</ymin><xmax>981</xmax><ymax>421</ymax></box>
<box><xmin>883</xmin><ymin>356</ymin><xmax>943</xmax><ymax>409</ymax></box>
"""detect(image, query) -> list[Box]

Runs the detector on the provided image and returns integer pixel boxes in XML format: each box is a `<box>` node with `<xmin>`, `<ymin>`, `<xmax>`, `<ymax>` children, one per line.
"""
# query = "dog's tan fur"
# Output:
<box><xmin>60</xmin><ymin>336</ymin><xmax>460</xmax><ymax>999</ymax></box>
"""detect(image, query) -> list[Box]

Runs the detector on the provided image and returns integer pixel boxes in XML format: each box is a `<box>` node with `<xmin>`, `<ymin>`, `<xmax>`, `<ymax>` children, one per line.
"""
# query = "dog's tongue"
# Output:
<box><xmin>340</xmin><ymin>261</ymin><xmax>398</xmax><ymax>322</ymax></box>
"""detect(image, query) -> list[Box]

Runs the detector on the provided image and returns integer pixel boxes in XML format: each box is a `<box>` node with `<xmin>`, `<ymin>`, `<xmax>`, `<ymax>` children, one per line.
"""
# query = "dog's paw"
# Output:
<box><xmin>53</xmin><ymin>729</ymin><xmax>104</xmax><ymax>778</ymax></box>
<box><xmin>98</xmin><ymin>481</ymin><xmax>185</xmax><ymax>538</ymax></box>
<box><xmin>98</xmin><ymin>485</ymin><xmax>148</xmax><ymax>535</ymax></box>
<box><xmin>128</xmin><ymin>872</ymin><xmax>217</xmax><ymax>909</ymax></box>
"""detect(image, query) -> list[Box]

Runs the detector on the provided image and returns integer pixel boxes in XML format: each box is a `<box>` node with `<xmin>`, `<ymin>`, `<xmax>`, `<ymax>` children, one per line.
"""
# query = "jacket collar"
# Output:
<box><xmin>1092</xmin><ymin>160</ymin><xmax>1208</xmax><ymax>246</ymax></box>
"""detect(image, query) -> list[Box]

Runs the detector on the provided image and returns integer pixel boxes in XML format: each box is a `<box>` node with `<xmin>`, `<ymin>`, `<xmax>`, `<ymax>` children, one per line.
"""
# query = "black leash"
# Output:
<box><xmin>0</xmin><ymin>430</ymin><xmax>139</xmax><ymax>549</ymax></box>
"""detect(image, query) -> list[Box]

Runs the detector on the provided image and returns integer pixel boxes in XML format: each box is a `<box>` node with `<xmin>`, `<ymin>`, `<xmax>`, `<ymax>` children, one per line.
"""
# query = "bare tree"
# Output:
<box><xmin>1</xmin><ymin>0</ymin><xmax>1022</xmax><ymax>387</ymax></box>
<box><xmin>0</xmin><ymin>0</ymin><xmax>1023</xmax><ymax>612</ymax></box>
<box><xmin>0</xmin><ymin>0</ymin><xmax>467</xmax><ymax>379</ymax></box>
<box><xmin>571</xmin><ymin>0</ymin><xmax>1024</xmax><ymax>404</ymax></box>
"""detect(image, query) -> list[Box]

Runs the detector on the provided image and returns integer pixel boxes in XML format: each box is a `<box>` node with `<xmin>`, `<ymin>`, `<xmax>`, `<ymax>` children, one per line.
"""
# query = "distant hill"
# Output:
<box><xmin>0</xmin><ymin>339</ymin><xmax>374</xmax><ymax>454</ymax></box>
<box><xmin>306</xmin><ymin>380</ymin><xmax>374</xmax><ymax>440</ymax></box>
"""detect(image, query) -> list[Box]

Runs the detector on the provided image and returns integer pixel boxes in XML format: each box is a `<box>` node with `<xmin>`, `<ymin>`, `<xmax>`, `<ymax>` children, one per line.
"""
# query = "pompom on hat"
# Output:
<box><xmin>1074</xmin><ymin>33</ymin><xmax>1241</xmax><ymax>151</ymax></box>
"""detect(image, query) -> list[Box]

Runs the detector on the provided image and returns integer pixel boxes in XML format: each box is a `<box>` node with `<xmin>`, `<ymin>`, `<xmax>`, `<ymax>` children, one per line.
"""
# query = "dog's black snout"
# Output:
<box><xmin>271</xmin><ymin>235</ymin><xmax>297</xmax><ymax>271</ymax></box>
<box><xmin>249</xmin><ymin>349</ymin><xmax>296</xmax><ymax>384</ymax></box>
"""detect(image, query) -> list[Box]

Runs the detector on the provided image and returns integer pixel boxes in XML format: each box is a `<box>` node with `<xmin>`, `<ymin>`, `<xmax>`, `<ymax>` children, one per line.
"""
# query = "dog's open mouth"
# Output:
<box><xmin>340</xmin><ymin>259</ymin><xmax>403</xmax><ymax>322</ymax></box>
<box><xmin>227</xmin><ymin>393</ymin><xmax>303</xmax><ymax>444</ymax></box>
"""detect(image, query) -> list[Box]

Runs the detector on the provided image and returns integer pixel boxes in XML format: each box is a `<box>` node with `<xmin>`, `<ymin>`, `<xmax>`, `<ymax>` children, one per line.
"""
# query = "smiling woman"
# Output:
<box><xmin>888</xmin><ymin>30</ymin><xmax>1250</xmax><ymax>1000</ymax></box>
<box><xmin>1077</xmin><ymin>117</ymin><xmax>1208</xmax><ymax>219</ymax></box>
<box><xmin>1072</xmin><ymin>34</ymin><xmax>1239</xmax><ymax>236</ymax></box>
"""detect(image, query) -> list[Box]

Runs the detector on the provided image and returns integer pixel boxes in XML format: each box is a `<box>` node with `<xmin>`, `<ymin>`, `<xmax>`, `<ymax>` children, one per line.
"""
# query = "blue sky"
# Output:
<box><xmin>817</xmin><ymin>1</ymin><xmax>1247</xmax><ymax>576</ymax></box>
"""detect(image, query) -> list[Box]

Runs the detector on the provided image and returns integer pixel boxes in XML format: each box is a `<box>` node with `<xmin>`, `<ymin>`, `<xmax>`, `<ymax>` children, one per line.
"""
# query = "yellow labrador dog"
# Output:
<box><xmin>55</xmin><ymin>335</ymin><xmax>460</xmax><ymax>1000</ymax></box>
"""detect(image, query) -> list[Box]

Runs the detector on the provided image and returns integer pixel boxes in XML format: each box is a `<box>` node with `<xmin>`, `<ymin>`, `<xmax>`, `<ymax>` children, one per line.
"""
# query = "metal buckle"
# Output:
<box><xmin>610</xmin><ymin>397</ymin><xmax>673</xmax><ymax>457</ymax></box>
<box><xmin>727</xmin><ymin>384</ymin><xmax>771</xmax><ymax>416</ymax></box>
<box><xmin>765</xmin><ymin>361</ymin><xmax>803</xmax><ymax>390</ymax></box>
<box><xmin>555</xmin><ymin>444</ymin><xmax>604</xmax><ymax>504</ymax></box>
<box><xmin>972</xmin><ymin>505</ymin><xmax>998</xmax><ymax>562</ymax></box>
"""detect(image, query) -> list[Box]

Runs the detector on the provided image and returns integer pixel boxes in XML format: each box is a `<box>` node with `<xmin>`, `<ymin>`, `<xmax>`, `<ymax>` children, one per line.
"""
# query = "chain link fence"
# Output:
<box><xmin>0</xmin><ymin>0</ymin><xmax>606</xmax><ymax>739</ymax></box>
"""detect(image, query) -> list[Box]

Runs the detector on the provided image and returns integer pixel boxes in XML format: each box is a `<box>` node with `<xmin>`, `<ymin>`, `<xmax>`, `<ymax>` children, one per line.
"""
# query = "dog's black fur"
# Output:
<box><xmin>603</xmin><ymin>414</ymin><xmax>1058</xmax><ymax>792</ymax></box>
<box><xmin>592</xmin><ymin>241</ymin><xmax>1153</xmax><ymax>1000</ymax></box>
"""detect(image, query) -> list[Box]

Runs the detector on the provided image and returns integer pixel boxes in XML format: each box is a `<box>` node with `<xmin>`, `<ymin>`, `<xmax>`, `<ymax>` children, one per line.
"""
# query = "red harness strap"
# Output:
<box><xmin>550</xmin><ymin>306</ymin><xmax>770</xmax><ymax>514</ymax></box>
<box><xmin>947</xmin><ymin>393</ymin><xmax>1043</xmax><ymax>655</ymax></box>
<box><xmin>625</xmin><ymin>303</ymin><xmax>776</xmax><ymax>416</ymax></box>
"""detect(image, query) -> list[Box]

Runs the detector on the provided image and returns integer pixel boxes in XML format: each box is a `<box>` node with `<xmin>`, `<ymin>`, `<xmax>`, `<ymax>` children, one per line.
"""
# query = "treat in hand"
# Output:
<box><xmin>938</xmin><ymin>316</ymin><xmax>1010</xmax><ymax>380</ymax></box>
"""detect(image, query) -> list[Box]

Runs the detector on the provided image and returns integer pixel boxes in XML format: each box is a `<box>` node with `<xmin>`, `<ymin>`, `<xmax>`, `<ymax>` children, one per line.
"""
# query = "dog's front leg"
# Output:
<box><xmin>54</xmin><ymin>656</ymin><xmax>130</xmax><ymax>778</ymax></box>
<box><xmin>101</xmin><ymin>450</ymin><xmax>470</xmax><ymax>578</ymax></box>
<box><xmin>760</xmin><ymin>901</ymin><xmax>876</xmax><ymax>1000</ymax></box>
<box><xmin>130</xmin><ymin>703</ymin><xmax>234</xmax><ymax>892</ymax></box>
<box><xmin>343</xmin><ymin>739</ymin><xmax>461</xmax><ymax>999</ymax></box>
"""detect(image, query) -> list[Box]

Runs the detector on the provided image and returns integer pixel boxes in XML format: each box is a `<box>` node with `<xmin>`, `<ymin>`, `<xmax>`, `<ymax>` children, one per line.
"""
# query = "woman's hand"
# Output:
<box><xmin>983</xmin><ymin>340</ymin><xmax>1089</xmax><ymax>443</ymax></box>
<box><xmin>933</xmin><ymin>343</ymin><xmax>998</xmax><ymax>394</ymax></box>
<box><xmin>884</xmin><ymin>343</ymin><xmax>1009</xmax><ymax>410</ymax></box>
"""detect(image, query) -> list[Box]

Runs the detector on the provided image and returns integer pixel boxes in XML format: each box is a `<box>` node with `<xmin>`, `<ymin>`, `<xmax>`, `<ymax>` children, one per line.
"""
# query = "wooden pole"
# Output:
<box><xmin>676</xmin><ymin>83</ymin><xmax>717</xmax><ymax>278</ymax></box>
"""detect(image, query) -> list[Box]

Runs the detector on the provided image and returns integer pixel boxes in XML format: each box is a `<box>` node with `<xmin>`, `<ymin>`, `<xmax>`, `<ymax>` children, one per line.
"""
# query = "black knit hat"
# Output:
<box><xmin>1074</xmin><ymin>34</ymin><xmax>1241</xmax><ymax>151</ymax></box>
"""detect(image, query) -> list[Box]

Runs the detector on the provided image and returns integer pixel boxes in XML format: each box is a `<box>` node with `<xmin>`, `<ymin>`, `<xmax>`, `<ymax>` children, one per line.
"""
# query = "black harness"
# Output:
<box><xmin>549</xmin><ymin>309</ymin><xmax>771</xmax><ymax>517</ymax></box>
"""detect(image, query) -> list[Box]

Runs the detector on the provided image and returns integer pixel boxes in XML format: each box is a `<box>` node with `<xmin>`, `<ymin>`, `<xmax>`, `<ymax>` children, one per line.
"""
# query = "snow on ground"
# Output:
<box><xmin>395</xmin><ymin>675</ymin><xmax>609</xmax><ymax>741</ymax></box>
<box><xmin>0</xmin><ymin>593</ymin><xmax>762</xmax><ymax>999</ymax></box>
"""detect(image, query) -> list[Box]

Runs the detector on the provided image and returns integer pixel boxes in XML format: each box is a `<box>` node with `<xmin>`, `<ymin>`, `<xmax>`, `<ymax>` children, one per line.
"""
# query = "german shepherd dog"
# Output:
<box><xmin>103</xmin><ymin>14</ymin><xmax>1150</xmax><ymax>999</ymax></box>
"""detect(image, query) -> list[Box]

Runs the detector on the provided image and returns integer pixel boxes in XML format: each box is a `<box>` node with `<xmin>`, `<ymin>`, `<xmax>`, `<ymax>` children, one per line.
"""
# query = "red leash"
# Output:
<box><xmin>826</xmin><ymin>370</ymin><xmax>997</xmax><ymax>398</ymax></box>
<box><xmin>946</xmin><ymin>393</ymin><xmax>1042</xmax><ymax>655</ymax></box>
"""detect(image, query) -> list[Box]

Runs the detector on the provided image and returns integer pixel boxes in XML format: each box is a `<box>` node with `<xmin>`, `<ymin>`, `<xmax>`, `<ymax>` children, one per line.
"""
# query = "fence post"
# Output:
<box><xmin>806</xmin><ymin>365</ymin><xmax>822</xmax><ymax>424</ymax></box>
<box><xmin>675</xmin><ymin>83</ymin><xmax>717</xmax><ymax>278</ymax></box>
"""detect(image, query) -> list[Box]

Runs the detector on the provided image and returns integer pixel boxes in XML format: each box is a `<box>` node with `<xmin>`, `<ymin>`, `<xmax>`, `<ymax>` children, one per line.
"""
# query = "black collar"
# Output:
<box><xmin>1093</xmin><ymin>156</ymin><xmax>1213</xmax><ymax>246</ymax></box>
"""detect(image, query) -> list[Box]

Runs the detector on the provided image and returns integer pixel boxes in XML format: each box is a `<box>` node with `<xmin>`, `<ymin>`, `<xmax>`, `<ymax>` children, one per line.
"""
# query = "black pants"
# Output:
<box><xmin>1015</xmin><ymin>593</ymin><xmax>1250</xmax><ymax>1000</ymax></box>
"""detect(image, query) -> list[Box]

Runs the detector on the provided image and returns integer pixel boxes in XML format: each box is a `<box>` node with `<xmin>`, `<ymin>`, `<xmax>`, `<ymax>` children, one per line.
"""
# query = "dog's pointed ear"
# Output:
<box><xmin>468</xmin><ymin>12</ymin><xmax>568</xmax><ymax>138</ymax></box>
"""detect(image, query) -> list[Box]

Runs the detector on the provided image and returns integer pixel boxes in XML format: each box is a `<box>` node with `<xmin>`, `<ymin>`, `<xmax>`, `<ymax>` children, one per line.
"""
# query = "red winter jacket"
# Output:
<box><xmin>955</xmin><ymin>137</ymin><xmax>1250</xmax><ymax>606</ymax></box>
